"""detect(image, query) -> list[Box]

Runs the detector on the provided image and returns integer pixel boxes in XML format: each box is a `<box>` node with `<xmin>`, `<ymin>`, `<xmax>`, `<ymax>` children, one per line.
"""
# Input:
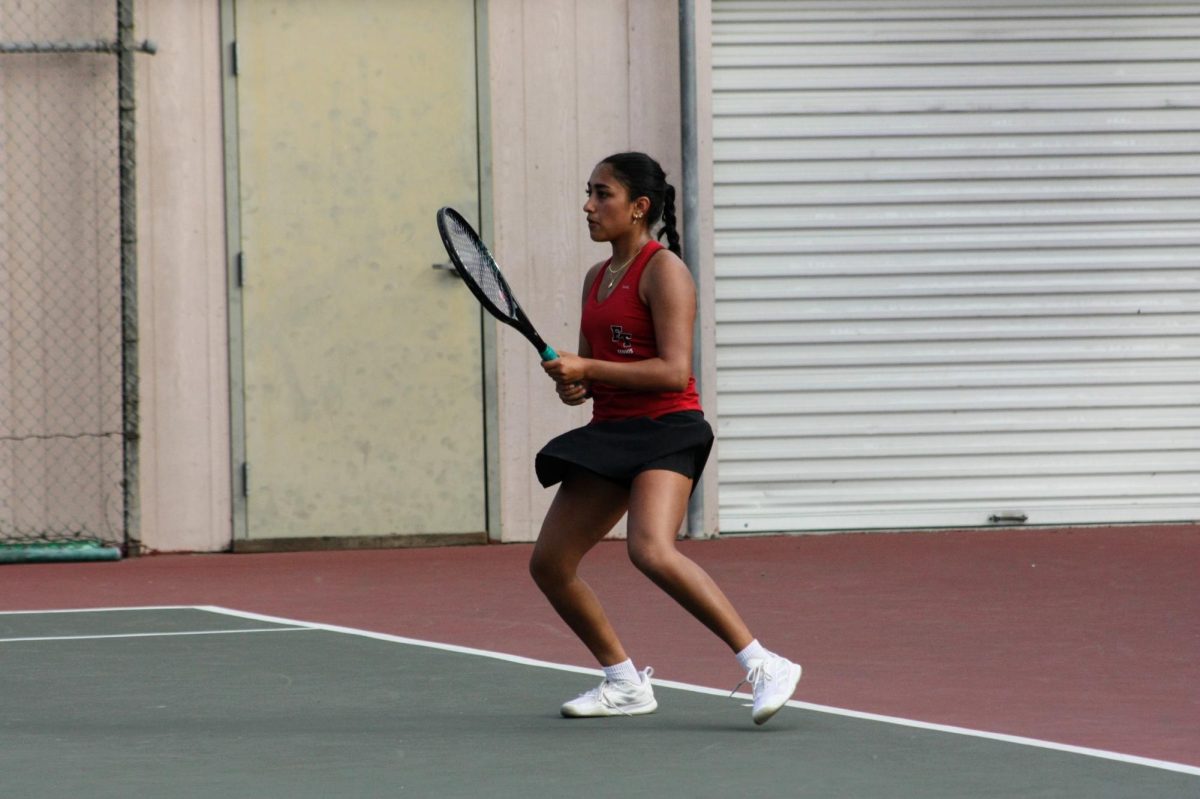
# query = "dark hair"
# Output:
<box><xmin>600</xmin><ymin>152</ymin><xmax>681</xmax><ymax>257</ymax></box>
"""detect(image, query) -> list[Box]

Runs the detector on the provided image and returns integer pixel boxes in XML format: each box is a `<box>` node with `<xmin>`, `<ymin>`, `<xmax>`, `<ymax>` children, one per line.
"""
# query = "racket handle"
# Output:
<box><xmin>538</xmin><ymin>344</ymin><xmax>584</xmax><ymax>392</ymax></box>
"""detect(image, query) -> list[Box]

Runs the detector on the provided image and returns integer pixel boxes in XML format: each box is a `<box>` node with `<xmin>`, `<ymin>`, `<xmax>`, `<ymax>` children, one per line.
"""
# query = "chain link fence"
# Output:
<box><xmin>1</xmin><ymin>0</ymin><xmax>146</xmax><ymax>555</ymax></box>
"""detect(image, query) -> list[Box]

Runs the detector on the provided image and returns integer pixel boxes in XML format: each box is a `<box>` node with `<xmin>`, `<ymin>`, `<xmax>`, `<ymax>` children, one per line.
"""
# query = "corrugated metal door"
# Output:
<box><xmin>712</xmin><ymin>1</ymin><xmax>1200</xmax><ymax>532</ymax></box>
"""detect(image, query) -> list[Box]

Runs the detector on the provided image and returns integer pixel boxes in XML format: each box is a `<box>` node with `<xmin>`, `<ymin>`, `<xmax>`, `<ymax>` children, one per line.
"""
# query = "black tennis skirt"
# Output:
<box><xmin>535</xmin><ymin>410</ymin><xmax>714</xmax><ymax>491</ymax></box>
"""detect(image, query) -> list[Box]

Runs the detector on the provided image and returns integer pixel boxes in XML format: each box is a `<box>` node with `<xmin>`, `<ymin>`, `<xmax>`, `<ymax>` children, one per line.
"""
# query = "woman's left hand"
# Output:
<box><xmin>554</xmin><ymin>379</ymin><xmax>591</xmax><ymax>406</ymax></box>
<box><xmin>541</xmin><ymin>351</ymin><xmax>589</xmax><ymax>386</ymax></box>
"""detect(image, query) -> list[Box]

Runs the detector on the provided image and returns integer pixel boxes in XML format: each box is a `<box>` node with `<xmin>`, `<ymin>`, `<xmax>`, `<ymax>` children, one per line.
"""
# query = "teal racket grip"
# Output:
<box><xmin>539</xmin><ymin>345</ymin><xmax>586</xmax><ymax>394</ymax></box>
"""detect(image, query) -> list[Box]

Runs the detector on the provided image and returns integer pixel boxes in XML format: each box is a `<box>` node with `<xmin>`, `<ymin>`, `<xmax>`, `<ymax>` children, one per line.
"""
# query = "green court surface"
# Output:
<box><xmin>2</xmin><ymin>607</ymin><xmax>1196</xmax><ymax>799</ymax></box>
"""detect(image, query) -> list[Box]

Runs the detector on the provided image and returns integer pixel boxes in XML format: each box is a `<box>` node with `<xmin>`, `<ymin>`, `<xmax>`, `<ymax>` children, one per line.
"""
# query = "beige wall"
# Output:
<box><xmin>113</xmin><ymin>0</ymin><xmax>709</xmax><ymax>551</ymax></box>
<box><xmin>135</xmin><ymin>0</ymin><xmax>231</xmax><ymax>552</ymax></box>
<box><xmin>484</xmin><ymin>0</ymin><xmax>715</xmax><ymax>542</ymax></box>
<box><xmin>691</xmin><ymin>0</ymin><xmax>719</xmax><ymax>538</ymax></box>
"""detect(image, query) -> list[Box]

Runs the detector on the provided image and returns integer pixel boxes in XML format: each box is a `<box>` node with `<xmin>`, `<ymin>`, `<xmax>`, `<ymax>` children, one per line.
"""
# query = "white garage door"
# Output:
<box><xmin>712</xmin><ymin>1</ymin><xmax>1200</xmax><ymax>532</ymax></box>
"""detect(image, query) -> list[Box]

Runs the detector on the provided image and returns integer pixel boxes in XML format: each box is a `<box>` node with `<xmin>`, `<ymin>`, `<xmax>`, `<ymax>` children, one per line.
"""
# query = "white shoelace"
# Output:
<box><xmin>730</xmin><ymin>660</ymin><xmax>773</xmax><ymax>698</ymax></box>
<box><xmin>580</xmin><ymin>667</ymin><xmax>653</xmax><ymax>716</ymax></box>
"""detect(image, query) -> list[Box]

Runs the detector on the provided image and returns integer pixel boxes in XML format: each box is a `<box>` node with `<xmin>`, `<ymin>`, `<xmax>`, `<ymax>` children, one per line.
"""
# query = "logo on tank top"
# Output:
<box><xmin>610</xmin><ymin>325</ymin><xmax>634</xmax><ymax>356</ymax></box>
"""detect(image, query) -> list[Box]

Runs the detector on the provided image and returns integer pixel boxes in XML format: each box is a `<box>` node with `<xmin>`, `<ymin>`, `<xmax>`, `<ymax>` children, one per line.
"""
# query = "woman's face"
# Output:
<box><xmin>583</xmin><ymin>163</ymin><xmax>644</xmax><ymax>242</ymax></box>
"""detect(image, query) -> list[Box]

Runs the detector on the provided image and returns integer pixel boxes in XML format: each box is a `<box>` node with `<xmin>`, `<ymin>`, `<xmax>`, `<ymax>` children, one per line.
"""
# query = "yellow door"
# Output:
<box><xmin>233</xmin><ymin>1</ymin><xmax>485</xmax><ymax>542</ymax></box>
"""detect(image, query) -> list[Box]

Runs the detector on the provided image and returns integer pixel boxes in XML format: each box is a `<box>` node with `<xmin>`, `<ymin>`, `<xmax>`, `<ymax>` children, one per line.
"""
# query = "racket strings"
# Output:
<box><xmin>444</xmin><ymin>217</ymin><xmax>514</xmax><ymax>317</ymax></box>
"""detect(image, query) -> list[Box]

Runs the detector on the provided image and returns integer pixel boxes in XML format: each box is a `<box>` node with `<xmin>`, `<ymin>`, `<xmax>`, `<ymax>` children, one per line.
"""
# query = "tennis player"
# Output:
<box><xmin>532</xmin><ymin>152</ymin><xmax>801</xmax><ymax>724</ymax></box>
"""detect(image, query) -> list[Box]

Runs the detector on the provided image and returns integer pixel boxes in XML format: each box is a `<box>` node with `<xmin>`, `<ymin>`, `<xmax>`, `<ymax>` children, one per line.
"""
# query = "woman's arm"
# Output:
<box><xmin>543</xmin><ymin>250</ymin><xmax>695</xmax><ymax>393</ymax></box>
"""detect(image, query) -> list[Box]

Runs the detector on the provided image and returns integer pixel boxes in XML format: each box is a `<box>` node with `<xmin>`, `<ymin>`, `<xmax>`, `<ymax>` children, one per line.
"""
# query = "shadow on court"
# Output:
<box><xmin>2</xmin><ymin>608</ymin><xmax>1196</xmax><ymax>799</ymax></box>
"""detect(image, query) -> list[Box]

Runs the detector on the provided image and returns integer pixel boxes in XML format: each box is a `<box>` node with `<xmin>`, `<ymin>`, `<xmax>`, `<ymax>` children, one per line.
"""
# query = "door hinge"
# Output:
<box><xmin>230</xmin><ymin>40</ymin><xmax>239</xmax><ymax>77</ymax></box>
<box><xmin>236</xmin><ymin>251</ymin><xmax>245</xmax><ymax>287</ymax></box>
<box><xmin>240</xmin><ymin>462</ymin><xmax>249</xmax><ymax>497</ymax></box>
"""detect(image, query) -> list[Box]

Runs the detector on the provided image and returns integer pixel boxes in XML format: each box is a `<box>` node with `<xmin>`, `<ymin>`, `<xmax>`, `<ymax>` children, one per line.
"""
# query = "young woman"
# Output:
<box><xmin>531</xmin><ymin>152</ymin><xmax>801</xmax><ymax>724</ymax></box>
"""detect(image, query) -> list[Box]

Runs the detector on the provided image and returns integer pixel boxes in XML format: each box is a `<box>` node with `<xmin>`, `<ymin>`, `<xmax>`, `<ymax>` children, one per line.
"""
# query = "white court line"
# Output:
<box><xmin>199</xmin><ymin>605</ymin><xmax>1200</xmax><ymax>779</ymax></box>
<box><xmin>10</xmin><ymin>605</ymin><xmax>1197</xmax><ymax>778</ymax></box>
<box><xmin>0</xmin><ymin>627</ymin><xmax>316</xmax><ymax>644</ymax></box>
<box><xmin>0</xmin><ymin>605</ymin><xmax>201</xmax><ymax>615</ymax></box>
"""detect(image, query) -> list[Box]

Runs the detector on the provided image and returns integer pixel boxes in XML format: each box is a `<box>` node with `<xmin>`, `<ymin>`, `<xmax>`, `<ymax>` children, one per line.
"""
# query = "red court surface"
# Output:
<box><xmin>2</xmin><ymin>524</ymin><xmax>1196</xmax><ymax>767</ymax></box>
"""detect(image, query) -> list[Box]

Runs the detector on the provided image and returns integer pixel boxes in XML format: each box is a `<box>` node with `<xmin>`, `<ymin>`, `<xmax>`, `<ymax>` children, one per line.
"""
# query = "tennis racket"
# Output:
<box><xmin>436</xmin><ymin>206</ymin><xmax>558</xmax><ymax>362</ymax></box>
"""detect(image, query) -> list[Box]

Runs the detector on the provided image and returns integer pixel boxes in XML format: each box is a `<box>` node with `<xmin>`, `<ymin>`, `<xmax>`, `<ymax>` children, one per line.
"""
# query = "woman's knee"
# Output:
<box><xmin>529</xmin><ymin>546</ymin><xmax>573</xmax><ymax>592</ymax></box>
<box><xmin>627</xmin><ymin>537</ymin><xmax>676</xmax><ymax>580</ymax></box>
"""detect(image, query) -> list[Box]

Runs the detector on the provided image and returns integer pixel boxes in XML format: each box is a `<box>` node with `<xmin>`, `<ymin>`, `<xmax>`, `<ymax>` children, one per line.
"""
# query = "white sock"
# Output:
<box><xmin>735</xmin><ymin>639</ymin><xmax>772</xmax><ymax>671</ymax></box>
<box><xmin>603</xmin><ymin>659</ymin><xmax>640</xmax><ymax>684</ymax></box>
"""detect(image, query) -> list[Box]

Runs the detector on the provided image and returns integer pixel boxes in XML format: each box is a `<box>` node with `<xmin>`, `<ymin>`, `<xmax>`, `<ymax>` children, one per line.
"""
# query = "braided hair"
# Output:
<box><xmin>600</xmin><ymin>152</ymin><xmax>682</xmax><ymax>257</ymax></box>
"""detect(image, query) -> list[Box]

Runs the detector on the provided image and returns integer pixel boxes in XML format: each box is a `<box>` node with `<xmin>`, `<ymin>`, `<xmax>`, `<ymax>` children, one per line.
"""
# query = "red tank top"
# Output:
<box><xmin>581</xmin><ymin>240</ymin><xmax>703</xmax><ymax>422</ymax></box>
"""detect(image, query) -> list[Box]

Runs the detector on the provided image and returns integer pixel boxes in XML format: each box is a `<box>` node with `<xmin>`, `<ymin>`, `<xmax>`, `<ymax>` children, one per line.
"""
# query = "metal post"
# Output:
<box><xmin>117</xmin><ymin>0</ymin><xmax>140</xmax><ymax>555</ymax></box>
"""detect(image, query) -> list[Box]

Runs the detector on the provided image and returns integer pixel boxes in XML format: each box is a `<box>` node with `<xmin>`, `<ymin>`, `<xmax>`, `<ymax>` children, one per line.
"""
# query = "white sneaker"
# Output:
<box><xmin>560</xmin><ymin>667</ymin><xmax>657</xmax><ymax>718</ymax></box>
<box><xmin>738</xmin><ymin>655</ymin><xmax>802</xmax><ymax>725</ymax></box>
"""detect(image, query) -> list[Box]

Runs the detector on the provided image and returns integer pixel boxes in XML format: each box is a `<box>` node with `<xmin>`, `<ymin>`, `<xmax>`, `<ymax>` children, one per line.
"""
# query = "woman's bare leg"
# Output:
<box><xmin>625</xmin><ymin>469</ymin><xmax>755</xmax><ymax>652</ymax></box>
<box><xmin>529</xmin><ymin>468</ymin><xmax>631</xmax><ymax>666</ymax></box>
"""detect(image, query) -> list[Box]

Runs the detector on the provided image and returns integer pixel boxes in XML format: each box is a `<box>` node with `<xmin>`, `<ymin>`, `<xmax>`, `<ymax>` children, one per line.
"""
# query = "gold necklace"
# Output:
<box><xmin>602</xmin><ymin>245</ymin><xmax>643</xmax><ymax>293</ymax></box>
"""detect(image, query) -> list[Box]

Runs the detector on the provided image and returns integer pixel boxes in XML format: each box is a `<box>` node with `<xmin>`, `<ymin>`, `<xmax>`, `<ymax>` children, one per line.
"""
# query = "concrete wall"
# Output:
<box><xmin>484</xmin><ymin>0</ymin><xmax>714</xmax><ymax>541</ymax></box>
<box><xmin>691</xmin><ymin>0</ymin><xmax>719</xmax><ymax>539</ymax></box>
<box><xmin>135</xmin><ymin>0</ymin><xmax>230</xmax><ymax>552</ymax></box>
<box><xmin>53</xmin><ymin>0</ymin><xmax>707</xmax><ymax>552</ymax></box>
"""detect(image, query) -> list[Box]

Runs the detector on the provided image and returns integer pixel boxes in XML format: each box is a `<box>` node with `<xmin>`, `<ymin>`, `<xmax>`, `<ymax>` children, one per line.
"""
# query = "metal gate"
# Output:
<box><xmin>0</xmin><ymin>0</ymin><xmax>153</xmax><ymax>556</ymax></box>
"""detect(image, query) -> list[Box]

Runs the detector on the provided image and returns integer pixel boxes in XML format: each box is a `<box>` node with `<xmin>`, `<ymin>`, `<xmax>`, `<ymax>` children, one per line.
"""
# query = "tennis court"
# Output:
<box><xmin>2</xmin><ymin>526</ymin><xmax>1197</xmax><ymax>797</ymax></box>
